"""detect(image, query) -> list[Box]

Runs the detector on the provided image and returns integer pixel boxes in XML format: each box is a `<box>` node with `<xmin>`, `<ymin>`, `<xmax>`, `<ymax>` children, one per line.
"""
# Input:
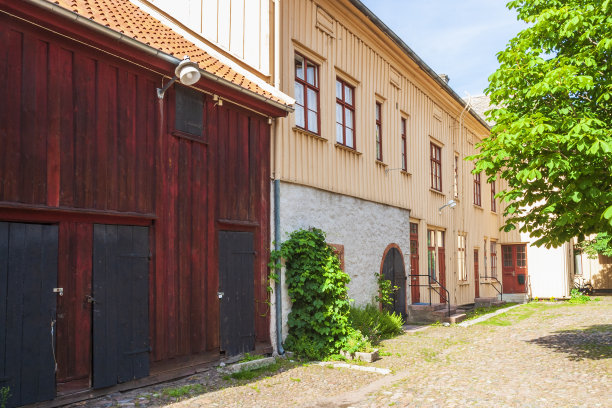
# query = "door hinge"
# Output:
<box><xmin>53</xmin><ymin>287</ymin><xmax>64</xmax><ymax>296</ymax></box>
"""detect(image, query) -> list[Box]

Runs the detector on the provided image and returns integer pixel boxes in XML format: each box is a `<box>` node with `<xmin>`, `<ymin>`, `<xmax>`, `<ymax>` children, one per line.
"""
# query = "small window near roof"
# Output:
<box><xmin>175</xmin><ymin>85</ymin><xmax>203</xmax><ymax>137</ymax></box>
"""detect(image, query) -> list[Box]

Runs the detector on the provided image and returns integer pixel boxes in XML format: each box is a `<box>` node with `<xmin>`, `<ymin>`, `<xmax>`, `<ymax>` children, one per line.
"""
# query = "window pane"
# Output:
<box><xmin>307</xmin><ymin>88</ymin><xmax>318</xmax><ymax>112</ymax></box>
<box><xmin>307</xmin><ymin>62</ymin><xmax>317</xmax><ymax>86</ymax></box>
<box><xmin>346</xmin><ymin>128</ymin><xmax>354</xmax><ymax>148</ymax></box>
<box><xmin>345</xmin><ymin>108</ymin><xmax>353</xmax><ymax>129</ymax></box>
<box><xmin>295</xmin><ymin>105</ymin><xmax>305</xmax><ymax>128</ymax></box>
<box><xmin>295</xmin><ymin>55</ymin><xmax>304</xmax><ymax>80</ymax></box>
<box><xmin>336</xmin><ymin>124</ymin><xmax>343</xmax><ymax>143</ymax></box>
<box><xmin>336</xmin><ymin>103</ymin><xmax>343</xmax><ymax>125</ymax></box>
<box><xmin>345</xmin><ymin>86</ymin><xmax>353</xmax><ymax>105</ymax></box>
<box><xmin>376</xmin><ymin>103</ymin><xmax>380</xmax><ymax>121</ymax></box>
<box><xmin>294</xmin><ymin>83</ymin><xmax>304</xmax><ymax>105</ymax></box>
<box><xmin>307</xmin><ymin>110</ymin><xmax>318</xmax><ymax>133</ymax></box>
<box><xmin>401</xmin><ymin>118</ymin><xmax>406</xmax><ymax>134</ymax></box>
<box><xmin>437</xmin><ymin>231</ymin><xmax>444</xmax><ymax>247</ymax></box>
<box><xmin>336</xmin><ymin>80</ymin><xmax>343</xmax><ymax>99</ymax></box>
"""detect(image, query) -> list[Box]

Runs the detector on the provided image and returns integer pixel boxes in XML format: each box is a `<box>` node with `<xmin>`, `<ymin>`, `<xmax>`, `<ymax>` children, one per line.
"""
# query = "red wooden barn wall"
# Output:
<box><xmin>0</xmin><ymin>11</ymin><xmax>271</xmax><ymax>383</ymax></box>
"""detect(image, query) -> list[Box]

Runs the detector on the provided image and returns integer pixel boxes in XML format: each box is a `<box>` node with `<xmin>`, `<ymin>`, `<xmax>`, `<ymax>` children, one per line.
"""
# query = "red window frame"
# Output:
<box><xmin>336</xmin><ymin>78</ymin><xmax>356</xmax><ymax>148</ymax></box>
<box><xmin>453</xmin><ymin>154</ymin><xmax>459</xmax><ymax>197</ymax></box>
<box><xmin>491</xmin><ymin>180</ymin><xmax>497</xmax><ymax>212</ymax></box>
<box><xmin>375</xmin><ymin>102</ymin><xmax>382</xmax><ymax>161</ymax></box>
<box><xmin>474</xmin><ymin>172</ymin><xmax>482</xmax><ymax>206</ymax></box>
<box><xmin>430</xmin><ymin>143</ymin><xmax>442</xmax><ymax>191</ymax></box>
<box><xmin>401</xmin><ymin>118</ymin><xmax>407</xmax><ymax>171</ymax></box>
<box><xmin>294</xmin><ymin>53</ymin><xmax>320</xmax><ymax>134</ymax></box>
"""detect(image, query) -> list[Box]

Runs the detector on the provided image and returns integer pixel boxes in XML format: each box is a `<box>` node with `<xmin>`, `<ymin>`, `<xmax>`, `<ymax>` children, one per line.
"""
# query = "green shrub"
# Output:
<box><xmin>343</xmin><ymin>328</ymin><xmax>372</xmax><ymax>353</ymax></box>
<box><xmin>271</xmin><ymin>228</ymin><xmax>352</xmax><ymax>360</ymax></box>
<box><xmin>568</xmin><ymin>288</ymin><xmax>592</xmax><ymax>304</ymax></box>
<box><xmin>348</xmin><ymin>304</ymin><xmax>404</xmax><ymax>345</ymax></box>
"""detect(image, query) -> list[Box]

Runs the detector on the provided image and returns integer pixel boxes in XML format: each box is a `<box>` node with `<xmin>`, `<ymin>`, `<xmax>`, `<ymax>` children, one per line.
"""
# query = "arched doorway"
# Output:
<box><xmin>380</xmin><ymin>245</ymin><xmax>407</xmax><ymax>317</ymax></box>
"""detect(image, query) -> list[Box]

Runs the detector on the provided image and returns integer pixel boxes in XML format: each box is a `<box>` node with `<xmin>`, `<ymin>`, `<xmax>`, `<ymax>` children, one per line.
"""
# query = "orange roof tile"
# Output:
<box><xmin>48</xmin><ymin>0</ymin><xmax>289</xmax><ymax>107</ymax></box>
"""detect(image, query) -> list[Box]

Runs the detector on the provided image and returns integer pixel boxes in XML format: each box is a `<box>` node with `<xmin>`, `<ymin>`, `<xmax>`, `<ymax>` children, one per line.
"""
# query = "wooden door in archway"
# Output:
<box><xmin>382</xmin><ymin>247</ymin><xmax>407</xmax><ymax>317</ymax></box>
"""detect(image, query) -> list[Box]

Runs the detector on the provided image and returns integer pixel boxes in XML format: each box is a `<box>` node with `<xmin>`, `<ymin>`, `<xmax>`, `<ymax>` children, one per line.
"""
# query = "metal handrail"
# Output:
<box><xmin>409</xmin><ymin>274</ymin><xmax>451</xmax><ymax>318</ymax></box>
<box><xmin>480</xmin><ymin>275</ymin><xmax>503</xmax><ymax>301</ymax></box>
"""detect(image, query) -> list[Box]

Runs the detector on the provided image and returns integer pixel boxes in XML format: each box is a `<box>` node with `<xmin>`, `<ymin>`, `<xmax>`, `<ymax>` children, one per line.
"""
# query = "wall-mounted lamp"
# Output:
<box><xmin>156</xmin><ymin>56</ymin><xmax>201</xmax><ymax>99</ymax></box>
<box><xmin>212</xmin><ymin>94</ymin><xmax>223</xmax><ymax>106</ymax></box>
<box><xmin>438</xmin><ymin>199</ymin><xmax>457</xmax><ymax>214</ymax></box>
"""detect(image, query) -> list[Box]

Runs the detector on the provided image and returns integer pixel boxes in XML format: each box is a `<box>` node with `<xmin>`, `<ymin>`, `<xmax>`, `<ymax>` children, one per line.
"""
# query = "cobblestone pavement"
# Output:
<box><xmin>81</xmin><ymin>298</ymin><xmax>611</xmax><ymax>408</ymax></box>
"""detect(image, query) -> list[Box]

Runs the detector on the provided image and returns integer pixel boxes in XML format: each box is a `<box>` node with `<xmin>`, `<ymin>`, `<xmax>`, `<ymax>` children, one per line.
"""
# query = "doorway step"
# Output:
<box><xmin>474</xmin><ymin>297</ymin><xmax>505</xmax><ymax>308</ymax></box>
<box><xmin>406</xmin><ymin>303</ymin><xmax>466</xmax><ymax>324</ymax></box>
<box><xmin>500</xmin><ymin>293</ymin><xmax>529</xmax><ymax>303</ymax></box>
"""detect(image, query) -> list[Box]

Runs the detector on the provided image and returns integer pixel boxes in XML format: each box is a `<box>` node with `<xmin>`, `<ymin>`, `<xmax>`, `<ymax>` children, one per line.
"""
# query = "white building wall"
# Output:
<box><xmin>270</xmin><ymin>182</ymin><xmax>411</xmax><ymax>345</ymax></box>
<box><xmin>521</xmin><ymin>231</ymin><xmax>572</xmax><ymax>298</ymax></box>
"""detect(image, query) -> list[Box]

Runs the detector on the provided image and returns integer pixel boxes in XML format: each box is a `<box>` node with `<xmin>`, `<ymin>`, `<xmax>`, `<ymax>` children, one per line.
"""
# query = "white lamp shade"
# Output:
<box><xmin>175</xmin><ymin>57</ymin><xmax>201</xmax><ymax>86</ymax></box>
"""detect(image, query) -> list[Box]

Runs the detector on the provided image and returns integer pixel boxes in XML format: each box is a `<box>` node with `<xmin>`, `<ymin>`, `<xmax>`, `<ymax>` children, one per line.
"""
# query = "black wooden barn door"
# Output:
<box><xmin>382</xmin><ymin>247</ymin><xmax>407</xmax><ymax>317</ymax></box>
<box><xmin>0</xmin><ymin>222</ymin><xmax>58</xmax><ymax>407</ymax></box>
<box><xmin>92</xmin><ymin>225</ymin><xmax>150</xmax><ymax>389</ymax></box>
<box><xmin>218</xmin><ymin>231</ymin><xmax>255</xmax><ymax>356</ymax></box>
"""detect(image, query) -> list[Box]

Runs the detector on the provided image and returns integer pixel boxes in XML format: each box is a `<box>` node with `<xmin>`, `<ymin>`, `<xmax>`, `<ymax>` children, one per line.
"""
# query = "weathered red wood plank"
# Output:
<box><xmin>1</xmin><ymin>28</ymin><xmax>23</xmax><ymax>202</ymax></box>
<box><xmin>105</xmin><ymin>66</ymin><xmax>119</xmax><ymax>210</ymax></box>
<box><xmin>207</xmin><ymin>99</ymin><xmax>220</xmax><ymax>351</ymax></box>
<box><xmin>73</xmin><ymin>54</ymin><xmax>96</xmax><ymax>208</ymax></box>
<box><xmin>237</xmin><ymin>115</ymin><xmax>250</xmax><ymax>220</ymax></box>
<box><xmin>59</xmin><ymin>47</ymin><xmax>75</xmax><ymax>207</ymax></box>
<box><xmin>227</xmin><ymin>109</ymin><xmax>238</xmax><ymax>220</ymax></box>
<box><xmin>177</xmin><ymin>139</ymin><xmax>192</xmax><ymax>356</ymax></box>
<box><xmin>46</xmin><ymin>43</ymin><xmax>62</xmax><ymax>207</ymax></box>
<box><xmin>94</xmin><ymin>62</ymin><xmax>110</xmax><ymax>210</ymax></box>
<box><xmin>56</xmin><ymin>222</ymin><xmax>92</xmax><ymax>392</ymax></box>
<box><xmin>190</xmin><ymin>140</ymin><xmax>207</xmax><ymax>353</ymax></box>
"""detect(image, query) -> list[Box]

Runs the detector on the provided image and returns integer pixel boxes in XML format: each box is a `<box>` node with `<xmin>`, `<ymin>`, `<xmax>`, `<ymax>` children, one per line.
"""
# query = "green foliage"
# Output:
<box><xmin>374</xmin><ymin>273</ymin><xmax>399</xmax><ymax>307</ymax></box>
<box><xmin>469</xmin><ymin>0</ymin><xmax>612</xmax><ymax>247</ymax></box>
<box><xmin>464</xmin><ymin>302</ymin><xmax>518</xmax><ymax>321</ymax></box>
<box><xmin>162</xmin><ymin>384</ymin><xmax>204</xmax><ymax>399</ymax></box>
<box><xmin>270</xmin><ymin>228</ymin><xmax>352</xmax><ymax>360</ymax></box>
<box><xmin>0</xmin><ymin>387</ymin><xmax>10</xmax><ymax>408</ymax></box>
<box><xmin>568</xmin><ymin>288</ymin><xmax>593</xmax><ymax>304</ymax></box>
<box><xmin>576</xmin><ymin>232</ymin><xmax>612</xmax><ymax>258</ymax></box>
<box><xmin>348</xmin><ymin>304</ymin><xmax>404</xmax><ymax>345</ymax></box>
<box><xmin>343</xmin><ymin>328</ymin><xmax>372</xmax><ymax>354</ymax></box>
<box><xmin>225</xmin><ymin>361</ymin><xmax>283</xmax><ymax>381</ymax></box>
<box><xmin>239</xmin><ymin>352</ymin><xmax>266</xmax><ymax>363</ymax></box>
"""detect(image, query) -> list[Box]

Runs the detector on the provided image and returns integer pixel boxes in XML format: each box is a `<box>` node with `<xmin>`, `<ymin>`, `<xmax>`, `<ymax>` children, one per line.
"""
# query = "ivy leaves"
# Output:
<box><xmin>471</xmin><ymin>0</ymin><xmax>612</xmax><ymax>247</ymax></box>
<box><xmin>270</xmin><ymin>228</ymin><xmax>352</xmax><ymax>359</ymax></box>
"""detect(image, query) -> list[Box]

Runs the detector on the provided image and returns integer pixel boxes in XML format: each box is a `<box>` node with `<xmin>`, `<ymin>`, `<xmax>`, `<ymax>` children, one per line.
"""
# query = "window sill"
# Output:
<box><xmin>401</xmin><ymin>170</ymin><xmax>412</xmax><ymax>177</ymax></box>
<box><xmin>171</xmin><ymin>130</ymin><xmax>208</xmax><ymax>145</ymax></box>
<box><xmin>473</xmin><ymin>204</ymin><xmax>484</xmax><ymax>210</ymax></box>
<box><xmin>375</xmin><ymin>160</ymin><xmax>388</xmax><ymax>167</ymax></box>
<box><xmin>429</xmin><ymin>188</ymin><xmax>445</xmax><ymax>197</ymax></box>
<box><xmin>293</xmin><ymin>126</ymin><xmax>326</xmax><ymax>141</ymax></box>
<box><xmin>458</xmin><ymin>281</ymin><xmax>470</xmax><ymax>286</ymax></box>
<box><xmin>335</xmin><ymin>143</ymin><xmax>362</xmax><ymax>155</ymax></box>
<box><xmin>490</xmin><ymin>210</ymin><xmax>497</xmax><ymax>215</ymax></box>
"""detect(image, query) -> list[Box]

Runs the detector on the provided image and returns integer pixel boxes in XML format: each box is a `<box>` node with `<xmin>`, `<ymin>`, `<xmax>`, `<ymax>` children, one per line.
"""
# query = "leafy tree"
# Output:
<box><xmin>471</xmin><ymin>0</ymin><xmax>612</xmax><ymax>247</ymax></box>
<box><xmin>576</xmin><ymin>232</ymin><xmax>612</xmax><ymax>258</ymax></box>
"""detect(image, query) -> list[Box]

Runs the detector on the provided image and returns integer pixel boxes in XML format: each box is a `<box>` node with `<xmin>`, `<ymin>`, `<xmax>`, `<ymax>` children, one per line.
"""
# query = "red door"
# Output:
<box><xmin>474</xmin><ymin>249</ymin><xmax>480</xmax><ymax>298</ymax></box>
<box><xmin>502</xmin><ymin>244</ymin><xmax>528</xmax><ymax>293</ymax></box>
<box><xmin>409</xmin><ymin>223</ymin><xmax>420</xmax><ymax>303</ymax></box>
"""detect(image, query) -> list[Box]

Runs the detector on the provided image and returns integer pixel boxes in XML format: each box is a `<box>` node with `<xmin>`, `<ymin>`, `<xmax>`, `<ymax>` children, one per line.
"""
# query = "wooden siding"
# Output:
<box><xmin>275</xmin><ymin>0</ymin><xmax>520</xmax><ymax>305</ymax></box>
<box><xmin>0</xmin><ymin>11</ymin><xmax>271</xmax><ymax>377</ymax></box>
<box><xmin>146</xmin><ymin>0</ymin><xmax>271</xmax><ymax>76</ymax></box>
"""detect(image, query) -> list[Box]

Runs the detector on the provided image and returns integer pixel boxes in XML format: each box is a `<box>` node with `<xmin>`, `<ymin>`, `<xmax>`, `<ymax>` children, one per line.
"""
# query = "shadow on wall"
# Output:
<box><xmin>592</xmin><ymin>255</ymin><xmax>612</xmax><ymax>290</ymax></box>
<box><xmin>527</xmin><ymin>325</ymin><xmax>612</xmax><ymax>361</ymax></box>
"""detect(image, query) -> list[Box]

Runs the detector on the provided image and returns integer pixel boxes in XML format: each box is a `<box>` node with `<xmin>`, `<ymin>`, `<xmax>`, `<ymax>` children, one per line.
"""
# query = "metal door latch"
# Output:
<box><xmin>85</xmin><ymin>295</ymin><xmax>97</xmax><ymax>304</ymax></box>
<box><xmin>53</xmin><ymin>288</ymin><xmax>64</xmax><ymax>296</ymax></box>
<box><xmin>217</xmin><ymin>292</ymin><xmax>224</xmax><ymax>299</ymax></box>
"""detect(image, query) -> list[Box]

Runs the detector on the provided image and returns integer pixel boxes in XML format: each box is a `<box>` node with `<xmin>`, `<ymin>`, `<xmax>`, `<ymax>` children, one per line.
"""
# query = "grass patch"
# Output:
<box><xmin>464</xmin><ymin>302</ymin><xmax>517</xmax><ymax>321</ymax></box>
<box><xmin>349</xmin><ymin>304</ymin><xmax>404</xmax><ymax>345</ymax></box>
<box><xmin>478</xmin><ymin>302</ymin><xmax>559</xmax><ymax>326</ymax></box>
<box><xmin>161</xmin><ymin>383</ymin><xmax>204</xmax><ymax>399</ymax></box>
<box><xmin>238</xmin><ymin>352</ymin><xmax>266</xmax><ymax>363</ymax></box>
<box><xmin>419</xmin><ymin>348</ymin><xmax>439</xmax><ymax>362</ymax></box>
<box><xmin>224</xmin><ymin>359</ymin><xmax>289</xmax><ymax>381</ymax></box>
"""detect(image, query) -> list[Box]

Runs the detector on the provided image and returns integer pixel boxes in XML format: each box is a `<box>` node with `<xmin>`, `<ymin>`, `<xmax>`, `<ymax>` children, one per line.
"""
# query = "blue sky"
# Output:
<box><xmin>360</xmin><ymin>0</ymin><xmax>527</xmax><ymax>97</ymax></box>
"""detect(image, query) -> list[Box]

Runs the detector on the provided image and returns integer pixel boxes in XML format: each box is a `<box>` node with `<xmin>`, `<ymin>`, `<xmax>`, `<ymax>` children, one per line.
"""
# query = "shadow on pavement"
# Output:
<box><xmin>528</xmin><ymin>325</ymin><xmax>612</xmax><ymax>361</ymax></box>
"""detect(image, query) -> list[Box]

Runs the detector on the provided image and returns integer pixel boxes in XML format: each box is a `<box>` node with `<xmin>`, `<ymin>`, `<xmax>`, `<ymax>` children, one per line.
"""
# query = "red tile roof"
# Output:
<box><xmin>48</xmin><ymin>0</ymin><xmax>289</xmax><ymax>107</ymax></box>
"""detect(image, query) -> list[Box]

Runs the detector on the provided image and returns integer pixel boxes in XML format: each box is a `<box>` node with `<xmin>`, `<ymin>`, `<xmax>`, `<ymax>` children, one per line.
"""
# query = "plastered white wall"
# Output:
<box><xmin>521</xmin><ymin>231</ymin><xmax>571</xmax><ymax>298</ymax></box>
<box><xmin>270</xmin><ymin>182</ymin><xmax>411</xmax><ymax>350</ymax></box>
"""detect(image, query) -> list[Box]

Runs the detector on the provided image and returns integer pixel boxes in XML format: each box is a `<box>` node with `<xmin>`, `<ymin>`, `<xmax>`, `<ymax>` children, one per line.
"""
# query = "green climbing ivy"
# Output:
<box><xmin>270</xmin><ymin>228</ymin><xmax>352</xmax><ymax>360</ymax></box>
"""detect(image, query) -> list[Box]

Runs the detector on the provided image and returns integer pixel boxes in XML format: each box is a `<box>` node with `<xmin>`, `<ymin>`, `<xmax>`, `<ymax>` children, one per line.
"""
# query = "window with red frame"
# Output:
<box><xmin>474</xmin><ymin>172</ymin><xmax>482</xmax><ymax>206</ymax></box>
<box><xmin>375</xmin><ymin>102</ymin><xmax>382</xmax><ymax>161</ymax></box>
<box><xmin>336</xmin><ymin>78</ymin><xmax>355</xmax><ymax>148</ymax></box>
<box><xmin>491</xmin><ymin>180</ymin><xmax>497</xmax><ymax>212</ymax></box>
<box><xmin>294</xmin><ymin>54</ymin><xmax>319</xmax><ymax>134</ymax></box>
<box><xmin>401</xmin><ymin>118</ymin><xmax>407</xmax><ymax>170</ymax></box>
<box><xmin>430</xmin><ymin>143</ymin><xmax>442</xmax><ymax>191</ymax></box>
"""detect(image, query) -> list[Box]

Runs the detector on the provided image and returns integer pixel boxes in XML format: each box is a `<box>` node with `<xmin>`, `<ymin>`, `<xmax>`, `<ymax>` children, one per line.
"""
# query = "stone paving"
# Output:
<box><xmin>80</xmin><ymin>297</ymin><xmax>611</xmax><ymax>408</ymax></box>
